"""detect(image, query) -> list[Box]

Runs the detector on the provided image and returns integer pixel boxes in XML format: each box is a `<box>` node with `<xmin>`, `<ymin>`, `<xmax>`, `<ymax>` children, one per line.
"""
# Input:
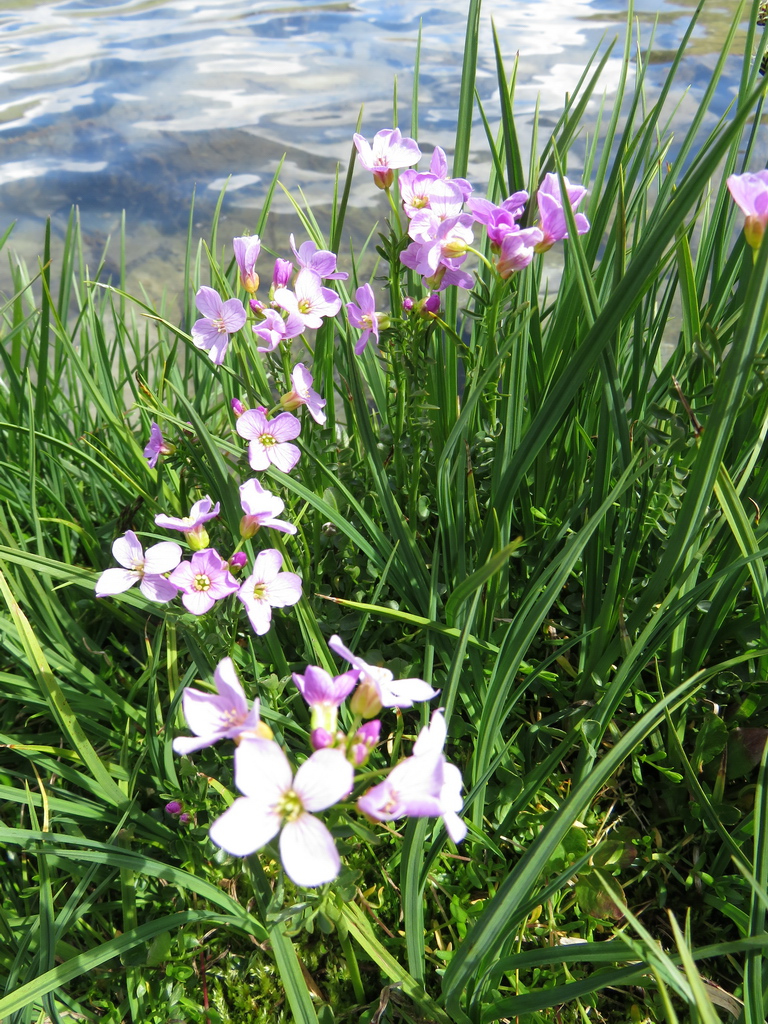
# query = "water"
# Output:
<box><xmin>0</xmin><ymin>0</ymin><xmax>748</xmax><ymax>299</ymax></box>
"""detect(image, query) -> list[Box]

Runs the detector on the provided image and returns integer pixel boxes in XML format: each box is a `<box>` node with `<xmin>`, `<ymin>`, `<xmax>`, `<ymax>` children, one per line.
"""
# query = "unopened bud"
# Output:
<box><xmin>231</xmin><ymin>398</ymin><xmax>245</xmax><ymax>417</ymax></box>
<box><xmin>229</xmin><ymin>551</ymin><xmax>247</xmax><ymax>571</ymax></box>
<box><xmin>745</xmin><ymin>215</ymin><xmax>766</xmax><ymax>251</ymax></box>
<box><xmin>311</xmin><ymin>727</ymin><xmax>335</xmax><ymax>751</ymax></box>
<box><xmin>239</xmin><ymin>515</ymin><xmax>259</xmax><ymax>540</ymax></box>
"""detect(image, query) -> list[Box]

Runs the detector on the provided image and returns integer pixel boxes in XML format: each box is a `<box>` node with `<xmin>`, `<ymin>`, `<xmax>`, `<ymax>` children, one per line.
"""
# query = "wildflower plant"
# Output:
<box><xmin>6</xmin><ymin>2</ymin><xmax>768</xmax><ymax>1024</ymax></box>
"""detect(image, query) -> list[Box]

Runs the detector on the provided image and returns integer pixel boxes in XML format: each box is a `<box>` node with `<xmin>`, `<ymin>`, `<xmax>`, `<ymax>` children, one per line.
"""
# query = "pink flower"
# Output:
<box><xmin>236</xmin><ymin>408</ymin><xmax>302</xmax><ymax>473</ymax></box>
<box><xmin>233</xmin><ymin>235</ymin><xmax>261</xmax><ymax>293</ymax></box>
<box><xmin>239</xmin><ymin>478</ymin><xmax>297</xmax><ymax>536</ymax></box>
<box><xmin>346</xmin><ymin>284</ymin><xmax>390</xmax><ymax>356</ymax></box>
<box><xmin>168</xmin><ymin>548</ymin><xmax>240</xmax><ymax>615</ymax></box>
<box><xmin>351</xmin><ymin>719</ymin><xmax>381</xmax><ymax>766</ymax></box>
<box><xmin>496</xmin><ymin>227</ymin><xmax>543</xmax><ymax>279</ymax></box>
<box><xmin>191</xmin><ymin>286</ymin><xmax>247</xmax><ymax>365</ymax></box>
<box><xmin>399</xmin><ymin>171</ymin><xmax>464</xmax><ymax>221</ymax></box>
<box><xmin>727</xmin><ymin>171</ymin><xmax>768</xmax><ymax>249</ymax></box>
<box><xmin>357</xmin><ymin>710</ymin><xmax>466</xmax><ymax>842</ymax></box>
<box><xmin>289</xmin><ymin>235</ymin><xmax>348</xmax><ymax>280</ymax></box>
<box><xmin>155</xmin><ymin>496</ymin><xmax>220</xmax><ymax>533</ymax></box>
<box><xmin>237</xmin><ymin>548</ymin><xmax>303</xmax><ymax>635</ymax></box>
<box><xmin>143</xmin><ymin>422</ymin><xmax>173</xmax><ymax>469</ymax></box>
<box><xmin>400</xmin><ymin>213</ymin><xmax>474</xmax><ymax>280</ymax></box>
<box><xmin>467</xmin><ymin>192</ymin><xmax>529</xmax><ymax>248</ymax></box>
<box><xmin>353</xmin><ymin>128</ymin><xmax>422</xmax><ymax>190</ymax></box>
<box><xmin>173</xmin><ymin>656</ymin><xmax>271</xmax><ymax>755</ymax></box>
<box><xmin>274</xmin><ymin>269</ymin><xmax>341</xmax><ymax>331</ymax></box>
<box><xmin>209</xmin><ymin>740</ymin><xmax>354</xmax><ymax>886</ymax></box>
<box><xmin>280</xmin><ymin>363</ymin><xmax>327</xmax><ymax>424</ymax></box>
<box><xmin>328</xmin><ymin>634</ymin><xmax>438</xmax><ymax>715</ymax></box>
<box><xmin>534</xmin><ymin>173</ymin><xmax>589</xmax><ymax>252</ymax></box>
<box><xmin>95</xmin><ymin>531</ymin><xmax>181</xmax><ymax>603</ymax></box>
<box><xmin>252</xmin><ymin>308</ymin><xmax>305</xmax><ymax>353</ymax></box>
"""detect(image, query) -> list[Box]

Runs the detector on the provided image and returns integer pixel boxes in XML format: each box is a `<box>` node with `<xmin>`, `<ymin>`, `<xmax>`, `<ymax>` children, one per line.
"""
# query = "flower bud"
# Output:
<box><xmin>273</xmin><ymin>258</ymin><xmax>294</xmax><ymax>290</ymax></box>
<box><xmin>402</xmin><ymin>296</ymin><xmax>415</xmax><ymax>312</ymax></box>
<box><xmin>415</xmin><ymin>294</ymin><xmax>440</xmax><ymax>319</ymax></box>
<box><xmin>351</xmin><ymin>719</ymin><xmax>381</xmax><ymax>766</ymax></box>
<box><xmin>311</xmin><ymin>727</ymin><xmax>335</xmax><ymax>751</ymax></box>
<box><xmin>231</xmin><ymin>398</ymin><xmax>245</xmax><ymax>417</ymax></box>
<box><xmin>165</xmin><ymin>800</ymin><xmax>183</xmax><ymax>815</ymax></box>
<box><xmin>229</xmin><ymin>551</ymin><xmax>248</xmax><ymax>571</ymax></box>
<box><xmin>249</xmin><ymin>298</ymin><xmax>266</xmax><ymax>314</ymax></box>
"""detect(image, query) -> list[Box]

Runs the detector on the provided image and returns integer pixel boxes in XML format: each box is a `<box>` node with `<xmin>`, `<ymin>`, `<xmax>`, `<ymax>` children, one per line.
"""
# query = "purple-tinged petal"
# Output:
<box><xmin>266</xmin><ymin>572</ymin><xmax>303</xmax><ymax>607</ymax></box>
<box><xmin>181</xmin><ymin>589</ymin><xmax>216</xmax><ymax>615</ymax></box>
<box><xmin>267</xmin><ymin>441</ymin><xmax>301</xmax><ymax>474</ymax></box>
<box><xmin>112</xmin><ymin>530</ymin><xmax>144</xmax><ymax>569</ymax></box>
<box><xmin>139</xmin><ymin>574</ymin><xmax>179</xmax><ymax>602</ymax></box>
<box><xmin>195</xmin><ymin>286</ymin><xmax>224</xmax><ymax>320</ymax></box>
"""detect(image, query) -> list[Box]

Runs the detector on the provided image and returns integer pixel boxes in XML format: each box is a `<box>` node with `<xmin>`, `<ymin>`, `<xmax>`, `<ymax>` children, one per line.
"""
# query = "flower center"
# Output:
<box><xmin>259</xmin><ymin>433</ymin><xmax>276</xmax><ymax>447</ymax></box>
<box><xmin>412</xmin><ymin>195</ymin><xmax>428</xmax><ymax>208</ymax></box>
<box><xmin>276</xmin><ymin>789</ymin><xmax>304</xmax><ymax>823</ymax></box>
<box><xmin>130</xmin><ymin>558</ymin><xmax>146</xmax><ymax>576</ymax></box>
<box><xmin>298</xmin><ymin>298</ymin><xmax>312</xmax><ymax>314</ymax></box>
<box><xmin>213</xmin><ymin>316</ymin><xmax>228</xmax><ymax>334</ymax></box>
<box><xmin>193</xmin><ymin>573</ymin><xmax>211</xmax><ymax>592</ymax></box>
<box><xmin>251</xmin><ymin>582</ymin><xmax>267</xmax><ymax>600</ymax></box>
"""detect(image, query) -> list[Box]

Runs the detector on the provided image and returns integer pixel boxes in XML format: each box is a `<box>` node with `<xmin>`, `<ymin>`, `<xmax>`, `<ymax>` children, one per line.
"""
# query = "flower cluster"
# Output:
<box><xmin>173</xmin><ymin>647</ymin><xmax>465</xmax><ymax>887</ymax></box>
<box><xmin>96</xmin><ymin>130</ymin><xmax>593</xmax><ymax>895</ymax></box>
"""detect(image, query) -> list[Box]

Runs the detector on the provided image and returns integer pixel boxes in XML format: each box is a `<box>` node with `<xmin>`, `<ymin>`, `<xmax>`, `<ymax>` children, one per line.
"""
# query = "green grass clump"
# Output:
<box><xmin>2</xmin><ymin>0</ymin><xmax>768</xmax><ymax>1022</ymax></box>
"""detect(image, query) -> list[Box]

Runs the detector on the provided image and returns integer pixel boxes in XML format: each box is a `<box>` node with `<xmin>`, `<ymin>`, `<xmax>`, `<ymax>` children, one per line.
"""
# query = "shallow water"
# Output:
<box><xmin>0</xmin><ymin>0</ymin><xmax>749</xmax><ymax>299</ymax></box>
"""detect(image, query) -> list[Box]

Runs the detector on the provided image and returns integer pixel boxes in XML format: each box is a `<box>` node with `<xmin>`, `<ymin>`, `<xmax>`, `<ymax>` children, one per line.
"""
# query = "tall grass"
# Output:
<box><xmin>2</xmin><ymin>1</ymin><xmax>768</xmax><ymax>1021</ymax></box>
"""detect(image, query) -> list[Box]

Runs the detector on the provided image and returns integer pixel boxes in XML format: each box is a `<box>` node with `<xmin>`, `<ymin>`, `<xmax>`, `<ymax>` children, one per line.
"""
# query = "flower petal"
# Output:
<box><xmin>280</xmin><ymin>813</ymin><xmax>341</xmax><ymax>886</ymax></box>
<box><xmin>95</xmin><ymin>567</ymin><xmax>137</xmax><ymax>596</ymax></box>
<box><xmin>142</xmin><ymin>541</ymin><xmax>183</xmax><ymax>575</ymax></box>
<box><xmin>139</xmin><ymin>574</ymin><xmax>179</xmax><ymax>602</ymax></box>
<box><xmin>234</xmin><ymin>737</ymin><xmax>293</xmax><ymax>799</ymax></box>
<box><xmin>209</xmin><ymin>796</ymin><xmax>281</xmax><ymax>857</ymax></box>
<box><xmin>112</xmin><ymin>531</ymin><xmax>143</xmax><ymax>569</ymax></box>
<box><xmin>294</xmin><ymin>748</ymin><xmax>354</xmax><ymax>812</ymax></box>
<box><xmin>268</xmin><ymin>442</ymin><xmax>301</xmax><ymax>474</ymax></box>
<box><xmin>266</xmin><ymin>572</ymin><xmax>303</xmax><ymax>608</ymax></box>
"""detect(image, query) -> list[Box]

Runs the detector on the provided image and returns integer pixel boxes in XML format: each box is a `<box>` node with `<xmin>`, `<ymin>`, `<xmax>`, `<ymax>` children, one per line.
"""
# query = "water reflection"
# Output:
<box><xmin>0</xmin><ymin>0</ymin><xmax>748</xmax><ymax>299</ymax></box>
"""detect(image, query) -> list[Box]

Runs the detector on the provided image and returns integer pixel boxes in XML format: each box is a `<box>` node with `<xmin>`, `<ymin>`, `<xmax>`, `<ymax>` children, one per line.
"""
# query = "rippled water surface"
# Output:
<box><xmin>0</xmin><ymin>0</ymin><xmax>748</xmax><ymax>294</ymax></box>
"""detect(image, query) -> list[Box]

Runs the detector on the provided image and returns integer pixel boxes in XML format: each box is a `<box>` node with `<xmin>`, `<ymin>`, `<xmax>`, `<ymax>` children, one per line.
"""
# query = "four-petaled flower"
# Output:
<box><xmin>143</xmin><ymin>422</ymin><xmax>173</xmax><ymax>469</ymax></box>
<box><xmin>95</xmin><ymin>530</ymin><xmax>181</xmax><ymax>602</ymax></box>
<box><xmin>357</xmin><ymin>710</ymin><xmax>466</xmax><ymax>843</ymax></box>
<box><xmin>346</xmin><ymin>284</ymin><xmax>390</xmax><ymax>356</ymax></box>
<box><xmin>534</xmin><ymin>173</ymin><xmax>590</xmax><ymax>252</ymax></box>
<box><xmin>236</xmin><ymin>407</ymin><xmax>302</xmax><ymax>473</ymax></box>
<box><xmin>328</xmin><ymin>634</ymin><xmax>438</xmax><ymax>715</ymax></box>
<box><xmin>237</xmin><ymin>548</ymin><xmax>303</xmax><ymax>635</ymax></box>
<box><xmin>168</xmin><ymin>548</ymin><xmax>240</xmax><ymax>615</ymax></box>
<box><xmin>274</xmin><ymin>269</ymin><xmax>341</xmax><ymax>331</ymax></box>
<box><xmin>209</xmin><ymin>739</ymin><xmax>354</xmax><ymax>887</ymax></box>
<box><xmin>496</xmin><ymin>227</ymin><xmax>544</xmax><ymax>279</ymax></box>
<box><xmin>353</xmin><ymin>128</ymin><xmax>422</xmax><ymax>190</ymax></box>
<box><xmin>191</xmin><ymin>286</ymin><xmax>247</xmax><ymax>365</ymax></box>
<box><xmin>173</xmin><ymin>656</ymin><xmax>272</xmax><ymax>755</ymax></box>
<box><xmin>239</xmin><ymin>478</ymin><xmax>297</xmax><ymax>536</ymax></box>
<box><xmin>155</xmin><ymin>496</ymin><xmax>220</xmax><ymax>533</ymax></box>
<box><xmin>253</xmin><ymin>308</ymin><xmax>305</xmax><ymax>353</ymax></box>
<box><xmin>280</xmin><ymin>363</ymin><xmax>327</xmax><ymax>424</ymax></box>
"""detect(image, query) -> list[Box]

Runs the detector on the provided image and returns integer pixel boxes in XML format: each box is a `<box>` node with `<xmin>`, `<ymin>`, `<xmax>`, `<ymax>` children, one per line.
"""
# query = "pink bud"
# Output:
<box><xmin>165</xmin><ymin>800</ymin><xmax>183</xmax><ymax>815</ymax></box>
<box><xmin>229</xmin><ymin>551</ymin><xmax>248</xmax><ymax>569</ymax></box>
<box><xmin>311</xmin><ymin>727</ymin><xmax>335</xmax><ymax>750</ymax></box>
<box><xmin>402</xmin><ymin>296</ymin><xmax>415</xmax><ymax>312</ymax></box>
<box><xmin>231</xmin><ymin>398</ymin><xmax>245</xmax><ymax>417</ymax></box>
<box><xmin>273</xmin><ymin>258</ymin><xmax>294</xmax><ymax>290</ymax></box>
